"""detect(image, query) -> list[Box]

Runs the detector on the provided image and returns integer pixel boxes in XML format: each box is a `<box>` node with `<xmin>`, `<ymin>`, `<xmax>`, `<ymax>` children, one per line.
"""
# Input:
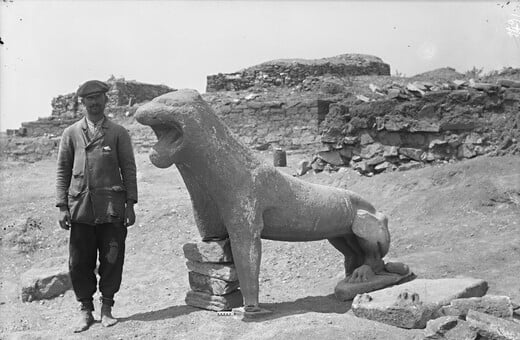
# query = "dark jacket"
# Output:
<box><xmin>56</xmin><ymin>117</ymin><xmax>138</xmax><ymax>225</ymax></box>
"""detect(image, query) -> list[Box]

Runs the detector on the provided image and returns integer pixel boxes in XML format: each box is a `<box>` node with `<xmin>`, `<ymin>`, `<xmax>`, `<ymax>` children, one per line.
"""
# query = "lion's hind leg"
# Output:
<box><xmin>345</xmin><ymin>210</ymin><xmax>391</xmax><ymax>283</ymax></box>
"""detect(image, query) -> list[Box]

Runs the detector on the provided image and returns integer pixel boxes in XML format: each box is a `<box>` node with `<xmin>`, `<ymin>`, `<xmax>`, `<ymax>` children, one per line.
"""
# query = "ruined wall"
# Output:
<box><xmin>207</xmin><ymin>54</ymin><xmax>390</xmax><ymax>92</ymax></box>
<box><xmin>203</xmin><ymin>92</ymin><xmax>329</xmax><ymax>150</ymax></box>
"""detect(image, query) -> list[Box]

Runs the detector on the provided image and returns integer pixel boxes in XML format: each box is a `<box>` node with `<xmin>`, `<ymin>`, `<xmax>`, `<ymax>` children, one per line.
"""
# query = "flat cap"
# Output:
<box><xmin>77</xmin><ymin>80</ymin><xmax>109</xmax><ymax>98</ymax></box>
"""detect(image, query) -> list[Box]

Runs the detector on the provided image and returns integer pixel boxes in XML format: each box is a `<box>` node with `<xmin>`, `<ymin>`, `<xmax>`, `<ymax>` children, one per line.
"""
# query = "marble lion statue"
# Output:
<box><xmin>136</xmin><ymin>89</ymin><xmax>412</xmax><ymax>316</ymax></box>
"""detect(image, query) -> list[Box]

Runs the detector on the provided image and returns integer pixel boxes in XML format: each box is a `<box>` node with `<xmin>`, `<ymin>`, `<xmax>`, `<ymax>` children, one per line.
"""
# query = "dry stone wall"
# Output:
<box><xmin>313</xmin><ymin>81</ymin><xmax>520</xmax><ymax>175</ymax></box>
<box><xmin>203</xmin><ymin>91</ymin><xmax>330</xmax><ymax>150</ymax></box>
<box><xmin>207</xmin><ymin>54</ymin><xmax>390</xmax><ymax>92</ymax></box>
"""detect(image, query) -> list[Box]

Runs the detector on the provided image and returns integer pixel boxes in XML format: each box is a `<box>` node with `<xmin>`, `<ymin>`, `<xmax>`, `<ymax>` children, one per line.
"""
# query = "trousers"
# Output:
<box><xmin>69</xmin><ymin>222</ymin><xmax>127</xmax><ymax>310</ymax></box>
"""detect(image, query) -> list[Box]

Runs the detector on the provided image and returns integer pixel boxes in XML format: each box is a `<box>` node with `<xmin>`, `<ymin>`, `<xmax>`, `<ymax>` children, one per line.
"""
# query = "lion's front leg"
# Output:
<box><xmin>226</xmin><ymin>203</ymin><xmax>271</xmax><ymax>316</ymax></box>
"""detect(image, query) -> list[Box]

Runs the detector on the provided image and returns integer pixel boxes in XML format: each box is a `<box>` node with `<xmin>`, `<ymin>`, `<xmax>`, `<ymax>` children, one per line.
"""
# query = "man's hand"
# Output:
<box><xmin>58</xmin><ymin>206</ymin><xmax>71</xmax><ymax>230</ymax></box>
<box><xmin>124</xmin><ymin>201</ymin><xmax>136</xmax><ymax>227</ymax></box>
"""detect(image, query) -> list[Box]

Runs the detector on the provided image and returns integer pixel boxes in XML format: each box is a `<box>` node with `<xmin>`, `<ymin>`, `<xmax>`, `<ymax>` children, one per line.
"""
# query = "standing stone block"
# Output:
<box><xmin>467</xmin><ymin>310</ymin><xmax>520</xmax><ymax>340</ymax></box>
<box><xmin>185</xmin><ymin>290</ymin><xmax>243</xmax><ymax>312</ymax></box>
<box><xmin>182</xmin><ymin>239</ymin><xmax>233</xmax><ymax>263</ymax></box>
<box><xmin>20</xmin><ymin>257</ymin><xmax>71</xmax><ymax>302</ymax></box>
<box><xmin>188</xmin><ymin>271</ymin><xmax>239</xmax><ymax>295</ymax></box>
<box><xmin>352</xmin><ymin>277</ymin><xmax>488</xmax><ymax>329</ymax></box>
<box><xmin>439</xmin><ymin>295</ymin><xmax>514</xmax><ymax>319</ymax></box>
<box><xmin>186</xmin><ymin>260</ymin><xmax>238</xmax><ymax>281</ymax></box>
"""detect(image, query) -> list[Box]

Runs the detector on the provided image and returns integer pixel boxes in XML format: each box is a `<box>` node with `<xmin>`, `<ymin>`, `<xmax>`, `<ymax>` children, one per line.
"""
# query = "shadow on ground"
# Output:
<box><xmin>244</xmin><ymin>294</ymin><xmax>352</xmax><ymax>322</ymax></box>
<box><xmin>120</xmin><ymin>305</ymin><xmax>196</xmax><ymax>322</ymax></box>
<box><xmin>119</xmin><ymin>294</ymin><xmax>351</xmax><ymax>323</ymax></box>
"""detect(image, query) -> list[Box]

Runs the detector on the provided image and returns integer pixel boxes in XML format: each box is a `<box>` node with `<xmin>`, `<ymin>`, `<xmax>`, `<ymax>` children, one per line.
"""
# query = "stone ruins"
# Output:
<box><xmin>3</xmin><ymin>54</ymin><xmax>519</xmax><ymax>176</ymax></box>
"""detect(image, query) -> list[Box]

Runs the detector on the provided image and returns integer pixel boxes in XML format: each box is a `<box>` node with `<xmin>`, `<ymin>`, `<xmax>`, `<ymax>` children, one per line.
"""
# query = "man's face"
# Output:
<box><xmin>82</xmin><ymin>92</ymin><xmax>107</xmax><ymax>116</ymax></box>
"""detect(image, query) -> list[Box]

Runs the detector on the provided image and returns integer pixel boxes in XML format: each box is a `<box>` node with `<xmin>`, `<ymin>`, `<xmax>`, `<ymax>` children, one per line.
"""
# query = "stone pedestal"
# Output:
<box><xmin>182</xmin><ymin>239</ymin><xmax>243</xmax><ymax>311</ymax></box>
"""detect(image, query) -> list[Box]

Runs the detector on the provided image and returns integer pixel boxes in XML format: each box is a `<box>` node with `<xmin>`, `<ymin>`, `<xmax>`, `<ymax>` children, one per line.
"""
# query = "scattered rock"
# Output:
<box><xmin>296</xmin><ymin>160</ymin><xmax>311</xmax><ymax>176</ymax></box>
<box><xmin>423</xmin><ymin>315</ymin><xmax>459</xmax><ymax>339</ymax></box>
<box><xmin>439</xmin><ymin>295</ymin><xmax>514</xmax><ymax>319</ymax></box>
<box><xmin>458</xmin><ymin>144</ymin><xmax>477</xmax><ymax>159</ymax></box>
<box><xmin>20</xmin><ymin>257</ymin><xmax>71</xmax><ymax>302</ymax></box>
<box><xmin>317</xmin><ymin>150</ymin><xmax>345</xmax><ymax>166</ymax></box>
<box><xmin>466</xmin><ymin>309</ymin><xmax>520</xmax><ymax>340</ymax></box>
<box><xmin>351</xmin><ymin>277</ymin><xmax>488</xmax><ymax>329</ymax></box>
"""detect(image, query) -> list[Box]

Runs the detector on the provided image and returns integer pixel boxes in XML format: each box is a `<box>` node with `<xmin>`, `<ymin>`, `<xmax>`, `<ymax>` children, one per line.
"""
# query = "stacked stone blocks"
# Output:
<box><xmin>183</xmin><ymin>239</ymin><xmax>243</xmax><ymax>311</ymax></box>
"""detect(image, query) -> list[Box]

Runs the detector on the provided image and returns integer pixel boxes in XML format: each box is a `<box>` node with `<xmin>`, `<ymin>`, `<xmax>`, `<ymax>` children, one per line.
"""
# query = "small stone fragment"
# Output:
<box><xmin>317</xmin><ymin>150</ymin><xmax>345</xmax><ymax>166</ymax></box>
<box><xmin>383</xmin><ymin>146</ymin><xmax>399</xmax><ymax>157</ymax></box>
<box><xmin>20</xmin><ymin>257</ymin><xmax>71</xmax><ymax>302</ymax></box>
<box><xmin>439</xmin><ymin>295</ymin><xmax>514</xmax><ymax>319</ymax></box>
<box><xmin>467</xmin><ymin>309</ymin><xmax>520</xmax><ymax>340</ymax></box>
<box><xmin>424</xmin><ymin>315</ymin><xmax>459</xmax><ymax>339</ymax></box>
<box><xmin>182</xmin><ymin>239</ymin><xmax>233</xmax><ymax>263</ymax></box>
<box><xmin>296</xmin><ymin>160</ymin><xmax>311</xmax><ymax>176</ymax></box>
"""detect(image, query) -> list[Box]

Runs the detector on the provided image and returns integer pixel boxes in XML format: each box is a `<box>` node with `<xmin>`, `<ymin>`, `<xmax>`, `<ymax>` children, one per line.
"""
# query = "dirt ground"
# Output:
<box><xmin>0</xmin><ymin>151</ymin><xmax>519</xmax><ymax>339</ymax></box>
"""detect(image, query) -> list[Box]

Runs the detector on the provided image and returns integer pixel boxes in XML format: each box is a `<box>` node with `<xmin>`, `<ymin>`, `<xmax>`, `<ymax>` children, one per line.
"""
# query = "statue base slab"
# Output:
<box><xmin>334</xmin><ymin>270</ymin><xmax>415</xmax><ymax>301</ymax></box>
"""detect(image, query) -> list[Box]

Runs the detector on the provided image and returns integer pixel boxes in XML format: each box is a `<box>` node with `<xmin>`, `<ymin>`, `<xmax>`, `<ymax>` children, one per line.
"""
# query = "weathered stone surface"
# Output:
<box><xmin>182</xmin><ymin>240</ymin><xmax>233</xmax><ymax>263</ymax></box>
<box><xmin>409</xmin><ymin>121</ymin><xmax>440</xmax><ymax>133</ymax></box>
<box><xmin>366</xmin><ymin>156</ymin><xmax>386</xmax><ymax>166</ymax></box>
<box><xmin>20</xmin><ymin>257</ymin><xmax>71</xmax><ymax>302</ymax></box>
<box><xmin>424</xmin><ymin>316</ymin><xmax>478</xmax><ymax>340</ymax></box>
<box><xmin>335</xmin><ymin>271</ymin><xmax>414</xmax><ymax>302</ymax></box>
<box><xmin>399</xmin><ymin>147</ymin><xmax>424</xmax><ymax>161</ymax></box>
<box><xmin>188</xmin><ymin>271</ymin><xmax>239</xmax><ymax>296</ymax></box>
<box><xmin>458</xmin><ymin>144</ymin><xmax>477</xmax><ymax>159</ymax></box>
<box><xmin>360</xmin><ymin>133</ymin><xmax>374</xmax><ymax>145</ymax></box>
<box><xmin>361</xmin><ymin>143</ymin><xmax>384</xmax><ymax>159</ymax></box>
<box><xmin>467</xmin><ymin>309</ymin><xmax>520</xmax><ymax>340</ymax></box>
<box><xmin>343</xmin><ymin>136</ymin><xmax>359</xmax><ymax>145</ymax></box>
<box><xmin>185</xmin><ymin>289</ymin><xmax>243</xmax><ymax>311</ymax></box>
<box><xmin>296</xmin><ymin>160</ymin><xmax>311</xmax><ymax>176</ymax></box>
<box><xmin>383</xmin><ymin>146</ymin><xmax>399</xmax><ymax>157</ymax></box>
<box><xmin>137</xmin><ymin>89</ymin><xmax>407</xmax><ymax>311</ymax></box>
<box><xmin>186</xmin><ymin>260</ymin><xmax>238</xmax><ymax>282</ymax></box>
<box><xmin>374</xmin><ymin>161</ymin><xmax>392</xmax><ymax>172</ymax></box>
<box><xmin>351</xmin><ymin>277</ymin><xmax>488</xmax><ymax>329</ymax></box>
<box><xmin>424</xmin><ymin>316</ymin><xmax>459</xmax><ymax>339</ymax></box>
<box><xmin>439</xmin><ymin>295</ymin><xmax>514</xmax><ymax>319</ymax></box>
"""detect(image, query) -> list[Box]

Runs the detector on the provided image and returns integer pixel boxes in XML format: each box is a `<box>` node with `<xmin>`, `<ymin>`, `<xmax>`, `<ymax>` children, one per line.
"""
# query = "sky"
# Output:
<box><xmin>1</xmin><ymin>0</ymin><xmax>519</xmax><ymax>131</ymax></box>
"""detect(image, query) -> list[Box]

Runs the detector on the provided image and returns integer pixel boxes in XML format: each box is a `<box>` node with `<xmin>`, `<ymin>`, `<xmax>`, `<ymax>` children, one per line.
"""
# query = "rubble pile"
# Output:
<box><xmin>307</xmin><ymin>77</ymin><xmax>520</xmax><ymax>176</ymax></box>
<box><xmin>350</xmin><ymin>276</ymin><xmax>520</xmax><ymax>339</ymax></box>
<box><xmin>182</xmin><ymin>239</ymin><xmax>243</xmax><ymax>311</ymax></box>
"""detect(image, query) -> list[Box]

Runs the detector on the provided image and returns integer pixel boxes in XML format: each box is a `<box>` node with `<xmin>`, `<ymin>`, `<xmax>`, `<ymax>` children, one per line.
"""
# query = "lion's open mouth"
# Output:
<box><xmin>147</xmin><ymin>121</ymin><xmax>184</xmax><ymax>168</ymax></box>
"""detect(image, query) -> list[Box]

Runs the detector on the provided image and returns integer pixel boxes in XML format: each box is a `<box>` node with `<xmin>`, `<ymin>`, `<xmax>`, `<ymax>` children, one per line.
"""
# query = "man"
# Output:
<box><xmin>56</xmin><ymin>80</ymin><xmax>138</xmax><ymax>332</ymax></box>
